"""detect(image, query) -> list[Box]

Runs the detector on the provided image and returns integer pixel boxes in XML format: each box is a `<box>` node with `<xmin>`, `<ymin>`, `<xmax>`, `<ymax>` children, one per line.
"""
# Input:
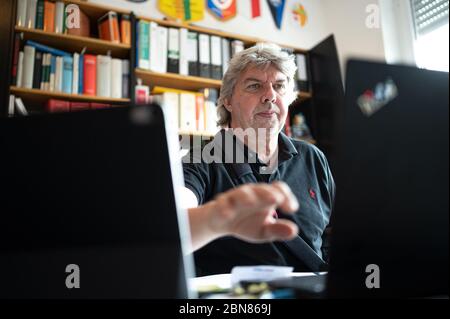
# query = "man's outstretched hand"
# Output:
<box><xmin>188</xmin><ymin>182</ymin><xmax>299</xmax><ymax>252</ymax></box>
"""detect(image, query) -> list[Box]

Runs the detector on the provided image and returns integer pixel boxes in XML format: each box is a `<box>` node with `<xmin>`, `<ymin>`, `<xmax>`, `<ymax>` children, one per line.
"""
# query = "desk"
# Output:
<box><xmin>189</xmin><ymin>272</ymin><xmax>327</xmax><ymax>299</ymax></box>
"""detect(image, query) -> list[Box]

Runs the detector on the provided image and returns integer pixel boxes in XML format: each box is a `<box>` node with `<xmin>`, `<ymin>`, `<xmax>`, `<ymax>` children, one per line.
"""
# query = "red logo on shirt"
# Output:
<box><xmin>309</xmin><ymin>188</ymin><xmax>316</xmax><ymax>200</ymax></box>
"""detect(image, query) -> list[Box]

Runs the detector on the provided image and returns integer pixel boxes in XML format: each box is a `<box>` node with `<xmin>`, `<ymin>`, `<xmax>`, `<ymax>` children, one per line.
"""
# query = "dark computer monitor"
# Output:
<box><xmin>328</xmin><ymin>59</ymin><xmax>449</xmax><ymax>298</ymax></box>
<box><xmin>269</xmin><ymin>60</ymin><xmax>448</xmax><ymax>298</ymax></box>
<box><xmin>0</xmin><ymin>104</ymin><xmax>196</xmax><ymax>299</ymax></box>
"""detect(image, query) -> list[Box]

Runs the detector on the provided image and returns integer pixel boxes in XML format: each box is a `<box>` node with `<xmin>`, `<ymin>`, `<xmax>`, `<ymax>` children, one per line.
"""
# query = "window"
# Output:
<box><xmin>411</xmin><ymin>0</ymin><xmax>449</xmax><ymax>72</ymax></box>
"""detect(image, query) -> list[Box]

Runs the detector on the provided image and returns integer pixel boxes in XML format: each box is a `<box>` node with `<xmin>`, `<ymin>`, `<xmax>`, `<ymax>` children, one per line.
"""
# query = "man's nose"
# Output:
<box><xmin>261</xmin><ymin>83</ymin><xmax>277</xmax><ymax>104</ymax></box>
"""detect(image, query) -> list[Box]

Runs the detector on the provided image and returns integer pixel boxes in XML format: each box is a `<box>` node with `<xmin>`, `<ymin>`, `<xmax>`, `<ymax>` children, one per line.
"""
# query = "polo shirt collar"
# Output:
<box><xmin>278</xmin><ymin>132</ymin><xmax>299</xmax><ymax>161</ymax></box>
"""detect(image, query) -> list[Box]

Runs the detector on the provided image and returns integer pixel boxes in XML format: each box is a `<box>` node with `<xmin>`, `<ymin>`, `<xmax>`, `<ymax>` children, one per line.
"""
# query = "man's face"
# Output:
<box><xmin>226</xmin><ymin>64</ymin><xmax>291</xmax><ymax>134</ymax></box>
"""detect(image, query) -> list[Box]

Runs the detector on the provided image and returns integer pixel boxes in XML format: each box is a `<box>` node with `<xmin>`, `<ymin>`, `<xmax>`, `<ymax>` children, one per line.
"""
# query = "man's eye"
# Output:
<box><xmin>247</xmin><ymin>83</ymin><xmax>260</xmax><ymax>90</ymax></box>
<box><xmin>274</xmin><ymin>83</ymin><xmax>286</xmax><ymax>90</ymax></box>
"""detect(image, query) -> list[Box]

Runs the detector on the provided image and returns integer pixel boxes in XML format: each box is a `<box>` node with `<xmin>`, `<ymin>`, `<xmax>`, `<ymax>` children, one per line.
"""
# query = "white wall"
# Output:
<box><xmin>88</xmin><ymin>0</ymin><xmax>330</xmax><ymax>50</ymax></box>
<box><xmin>320</xmin><ymin>0</ymin><xmax>386</xmax><ymax>74</ymax></box>
<box><xmin>379</xmin><ymin>0</ymin><xmax>416</xmax><ymax>65</ymax></box>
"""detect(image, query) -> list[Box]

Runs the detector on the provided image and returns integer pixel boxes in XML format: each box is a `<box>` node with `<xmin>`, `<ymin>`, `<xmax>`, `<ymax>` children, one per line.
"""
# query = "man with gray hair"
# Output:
<box><xmin>183</xmin><ymin>43</ymin><xmax>335</xmax><ymax>276</ymax></box>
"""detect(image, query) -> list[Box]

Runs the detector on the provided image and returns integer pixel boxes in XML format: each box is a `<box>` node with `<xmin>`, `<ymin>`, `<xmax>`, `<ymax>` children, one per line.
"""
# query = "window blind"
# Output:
<box><xmin>411</xmin><ymin>0</ymin><xmax>449</xmax><ymax>36</ymax></box>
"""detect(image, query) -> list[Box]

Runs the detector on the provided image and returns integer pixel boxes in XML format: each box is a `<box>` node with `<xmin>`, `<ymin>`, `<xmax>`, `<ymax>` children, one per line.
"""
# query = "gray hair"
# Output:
<box><xmin>217</xmin><ymin>43</ymin><xmax>298</xmax><ymax>127</ymax></box>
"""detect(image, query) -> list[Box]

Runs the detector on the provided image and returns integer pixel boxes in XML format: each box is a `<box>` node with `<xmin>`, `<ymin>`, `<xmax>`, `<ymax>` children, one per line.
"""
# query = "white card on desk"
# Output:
<box><xmin>230</xmin><ymin>266</ymin><xmax>293</xmax><ymax>286</ymax></box>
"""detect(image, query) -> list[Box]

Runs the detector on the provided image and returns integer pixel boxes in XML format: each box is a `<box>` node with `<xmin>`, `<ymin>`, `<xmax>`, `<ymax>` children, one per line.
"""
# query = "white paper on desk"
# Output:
<box><xmin>230</xmin><ymin>266</ymin><xmax>293</xmax><ymax>286</ymax></box>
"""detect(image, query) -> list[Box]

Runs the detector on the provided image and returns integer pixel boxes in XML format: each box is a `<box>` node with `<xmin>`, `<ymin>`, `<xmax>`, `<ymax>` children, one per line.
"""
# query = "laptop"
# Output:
<box><xmin>0</xmin><ymin>104</ymin><xmax>196</xmax><ymax>299</ymax></box>
<box><xmin>270</xmin><ymin>60</ymin><xmax>449</xmax><ymax>298</ymax></box>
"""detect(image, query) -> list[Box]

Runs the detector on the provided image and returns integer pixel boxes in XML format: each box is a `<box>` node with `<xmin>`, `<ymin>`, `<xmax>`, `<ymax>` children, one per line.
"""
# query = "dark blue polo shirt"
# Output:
<box><xmin>183</xmin><ymin>129</ymin><xmax>335</xmax><ymax>276</ymax></box>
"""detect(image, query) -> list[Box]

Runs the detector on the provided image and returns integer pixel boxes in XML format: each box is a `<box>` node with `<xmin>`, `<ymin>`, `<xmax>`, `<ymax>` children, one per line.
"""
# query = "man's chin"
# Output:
<box><xmin>251</xmin><ymin>123</ymin><xmax>280</xmax><ymax>134</ymax></box>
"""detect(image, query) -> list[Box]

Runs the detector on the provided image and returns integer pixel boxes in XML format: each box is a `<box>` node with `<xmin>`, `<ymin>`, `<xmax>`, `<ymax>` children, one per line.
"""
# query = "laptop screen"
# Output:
<box><xmin>328</xmin><ymin>60</ymin><xmax>449</xmax><ymax>298</ymax></box>
<box><xmin>0</xmin><ymin>104</ymin><xmax>196</xmax><ymax>298</ymax></box>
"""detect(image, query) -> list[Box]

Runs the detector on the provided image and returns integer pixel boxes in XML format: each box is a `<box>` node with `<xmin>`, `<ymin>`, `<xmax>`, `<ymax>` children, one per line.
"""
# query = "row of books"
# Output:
<box><xmin>12</xmin><ymin>38</ymin><xmax>130</xmax><ymax>99</ymax></box>
<box><xmin>16</xmin><ymin>0</ymin><xmax>131</xmax><ymax>44</ymax></box>
<box><xmin>136</xmin><ymin>20</ymin><xmax>311</xmax><ymax>91</ymax></box>
<box><xmin>151</xmin><ymin>87</ymin><xmax>220</xmax><ymax>134</ymax></box>
<box><xmin>8</xmin><ymin>95</ymin><xmax>29</xmax><ymax>116</ymax></box>
<box><xmin>8</xmin><ymin>95</ymin><xmax>118</xmax><ymax>116</ymax></box>
<box><xmin>44</xmin><ymin>99</ymin><xmax>118</xmax><ymax>113</ymax></box>
<box><xmin>9</xmin><ymin>89</ymin><xmax>220</xmax><ymax>136</ymax></box>
<box><xmin>136</xmin><ymin>20</ymin><xmax>245</xmax><ymax>79</ymax></box>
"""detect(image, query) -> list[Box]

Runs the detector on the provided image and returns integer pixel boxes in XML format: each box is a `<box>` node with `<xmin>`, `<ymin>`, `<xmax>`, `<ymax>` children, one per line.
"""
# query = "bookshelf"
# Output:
<box><xmin>134</xmin><ymin>15</ymin><xmax>310</xmax><ymax>93</ymax></box>
<box><xmin>6</xmin><ymin>0</ymin><xmax>135</xmax><ymax>115</ymax></box>
<box><xmin>2</xmin><ymin>0</ymin><xmax>343</xmax><ymax>159</ymax></box>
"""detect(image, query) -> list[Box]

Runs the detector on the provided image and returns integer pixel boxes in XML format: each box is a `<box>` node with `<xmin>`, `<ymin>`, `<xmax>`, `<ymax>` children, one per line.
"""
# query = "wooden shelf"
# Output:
<box><xmin>16</xmin><ymin>26</ymin><xmax>131</xmax><ymax>58</ymax></box>
<box><xmin>136</xmin><ymin>69</ymin><xmax>314</xmax><ymax>100</ymax></box>
<box><xmin>10</xmin><ymin>86</ymin><xmax>130</xmax><ymax>104</ymax></box>
<box><xmin>136</xmin><ymin>69</ymin><xmax>222</xmax><ymax>91</ymax></box>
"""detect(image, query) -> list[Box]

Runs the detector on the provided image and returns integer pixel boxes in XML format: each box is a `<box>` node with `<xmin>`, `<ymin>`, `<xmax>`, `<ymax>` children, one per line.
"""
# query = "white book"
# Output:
<box><xmin>296</xmin><ymin>54</ymin><xmax>308</xmax><ymax>81</ymax></box>
<box><xmin>221</xmin><ymin>38</ymin><xmax>230</xmax><ymax>75</ymax></box>
<box><xmin>187</xmin><ymin>32</ymin><xmax>198</xmax><ymax>76</ymax></box>
<box><xmin>167</xmin><ymin>28</ymin><xmax>180</xmax><ymax>73</ymax></box>
<box><xmin>206</xmin><ymin>100</ymin><xmax>219</xmax><ymax>134</ymax></box>
<box><xmin>156</xmin><ymin>26</ymin><xmax>168</xmax><ymax>73</ymax></box>
<box><xmin>163</xmin><ymin>91</ymin><xmax>180</xmax><ymax>130</ymax></box>
<box><xmin>25</xmin><ymin>0</ymin><xmax>37</xmax><ymax>29</ymax></box>
<box><xmin>210</xmin><ymin>36</ymin><xmax>222</xmax><ymax>79</ymax></box>
<box><xmin>22</xmin><ymin>45</ymin><xmax>35</xmax><ymax>89</ymax></box>
<box><xmin>96</xmin><ymin>55</ymin><xmax>112</xmax><ymax>97</ymax></box>
<box><xmin>179</xmin><ymin>92</ymin><xmax>196</xmax><ymax>131</ymax></box>
<box><xmin>199</xmin><ymin>34</ymin><xmax>211</xmax><ymax>78</ymax></box>
<box><xmin>179</xmin><ymin>28</ymin><xmax>188</xmax><ymax>76</ymax></box>
<box><xmin>110</xmin><ymin>58</ymin><xmax>122</xmax><ymax>99</ymax></box>
<box><xmin>210</xmin><ymin>36</ymin><xmax>222</xmax><ymax>65</ymax></box>
<box><xmin>8</xmin><ymin>95</ymin><xmax>15</xmax><ymax>117</ymax></box>
<box><xmin>231</xmin><ymin>40</ymin><xmax>244</xmax><ymax>56</ymax></box>
<box><xmin>121</xmin><ymin>59</ymin><xmax>130</xmax><ymax>98</ymax></box>
<box><xmin>16</xmin><ymin>51</ymin><xmax>24</xmax><ymax>87</ymax></box>
<box><xmin>199</xmin><ymin>34</ymin><xmax>211</xmax><ymax>65</ymax></box>
<box><xmin>72</xmin><ymin>53</ymin><xmax>79</xmax><ymax>94</ymax></box>
<box><xmin>16</xmin><ymin>0</ymin><xmax>28</xmax><ymax>27</ymax></box>
<box><xmin>55</xmin><ymin>56</ymin><xmax>63</xmax><ymax>92</ymax></box>
<box><xmin>149</xmin><ymin>22</ymin><xmax>159</xmax><ymax>72</ymax></box>
<box><xmin>15</xmin><ymin>97</ymin><xmax>29</xmax><ymax>116</ymax></box>
<box><xmin>54</xmin><ymin>1</ymin><xmax>65</xmax><ymax>34</ymax></box>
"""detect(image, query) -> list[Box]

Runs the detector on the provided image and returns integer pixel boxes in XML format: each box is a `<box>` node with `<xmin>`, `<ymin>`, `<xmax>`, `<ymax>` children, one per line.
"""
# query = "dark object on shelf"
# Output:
<box><xmin>291</xmin><ymin>113</ymin><xmax>312</xmax><ymax>140</ymax></box>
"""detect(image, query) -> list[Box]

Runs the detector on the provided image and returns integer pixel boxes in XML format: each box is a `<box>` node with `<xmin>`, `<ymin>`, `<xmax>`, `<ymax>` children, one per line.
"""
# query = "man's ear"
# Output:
<box><xmin>224</xmin><ymin>98</ymin><xmax>232</xmax><ymax>112</ymax></box>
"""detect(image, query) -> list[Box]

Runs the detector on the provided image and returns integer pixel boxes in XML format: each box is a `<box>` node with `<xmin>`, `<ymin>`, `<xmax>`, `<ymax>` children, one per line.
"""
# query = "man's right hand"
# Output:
<box><xmin>188</xmin><ymin>181</ymin><xmax>299</xmax><ymax>252</ymax></box>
